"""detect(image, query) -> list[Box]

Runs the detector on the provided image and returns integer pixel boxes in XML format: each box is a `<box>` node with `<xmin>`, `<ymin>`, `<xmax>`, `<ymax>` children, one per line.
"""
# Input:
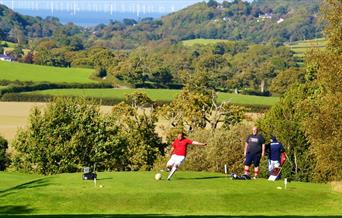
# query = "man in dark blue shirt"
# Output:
<box><xmin>266</xmin><ymin>136</ymin><xmax>285</xmax><ymax>175</ymax></box>
<box><xmin>243</xmin><ymin>127</ymin><xmax>265</xmax><ymax>179</ymax></box>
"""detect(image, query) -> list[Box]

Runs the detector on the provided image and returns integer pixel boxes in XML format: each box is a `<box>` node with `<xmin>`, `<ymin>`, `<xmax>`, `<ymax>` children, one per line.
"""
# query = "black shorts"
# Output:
<box><xmin>244</xmin><ymin>152</ymin><xmax>261</xmax><ymax>167</ymax></box>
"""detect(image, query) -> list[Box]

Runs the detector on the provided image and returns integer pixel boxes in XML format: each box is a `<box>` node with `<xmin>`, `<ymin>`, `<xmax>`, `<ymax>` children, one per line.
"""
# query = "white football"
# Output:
<box><xmin>154</xmin><ymin>173</ymin><xmax>162</xmax><ymax>180</ymax></box>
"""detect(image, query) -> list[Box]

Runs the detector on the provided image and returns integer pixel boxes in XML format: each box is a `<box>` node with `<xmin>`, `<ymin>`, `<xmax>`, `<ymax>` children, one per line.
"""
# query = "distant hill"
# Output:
<box><xmin>0</xmin><ymin>4</ymin><xmax>66</xmax><ymax>44</ymax></box>
<box><xmin>157</xmin><ymin>0</ymin><xmax>324</xmax><ymax>43</ymax></box>
<box><xmin>90</xmin><ymin>0</ymin><xmax>325</xmax><ymax>49</ymax></box>
<box><xmin>1</xmin><ymin>0</ymin><xmax>325</xmax><ymax>49</ymax></box>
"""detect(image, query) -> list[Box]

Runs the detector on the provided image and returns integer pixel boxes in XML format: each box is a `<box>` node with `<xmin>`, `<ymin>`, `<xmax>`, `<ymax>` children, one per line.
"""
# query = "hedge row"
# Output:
<box><xmin>0</xmin><ymin>81</ymin><xmax>112</xmax><ymax>96</ymax></box>
<box><xmin>0</xmin><ymin>92</ymin><xmax>269</xmax><ymax>112</ymax></box>
<box><xmin>133</xmin><ymin>83</ymin><xmax>183</xmax><ymax>89</ymax></box>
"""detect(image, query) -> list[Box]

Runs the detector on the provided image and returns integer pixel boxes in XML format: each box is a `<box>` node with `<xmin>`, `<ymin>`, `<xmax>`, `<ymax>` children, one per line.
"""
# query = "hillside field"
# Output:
<box><xmin>0</xmin><ymin>61</ymin><xmax>95</xmax><ymax>83</ymax></box>
<box><xmin>182</xmin><ymin>39</ymin><xmax>234</xmax><ymax>46</ymax></box>
<box><xmin>286</xmin><ymin>38</ymin><xmax>327</xmax><ymax>58</ymax></box>
<box><xmin>22</xmin><ymin>88</ymin><xmax>279</xmax><ymax>106</ymax></box>
<box><xmin>1</xmin><ymin>171</ymin><xmax>341</xmax><ymax>217</ymax></box>
<box><xmin>0</xmin><ymin>40</ymin><xmax>16</xmax><ymax>48</ymax></box>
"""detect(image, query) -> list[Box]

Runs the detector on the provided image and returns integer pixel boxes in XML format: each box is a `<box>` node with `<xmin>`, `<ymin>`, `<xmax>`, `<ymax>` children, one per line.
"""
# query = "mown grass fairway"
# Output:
<box><xmin>22</xmin><ymin>88</ymin><xmax>279</xmax><ymax>106</ymax></box>
<box><xmin>1</xmin><ymin>171</ymin><xmax>341</xmax><ymax>217</ymax></box>
<box><xmin>0</xmin><ymin>61</ymin><xmax>95</xmax><ymax>83</ymax></box>
<box><xmin>182</xmin><ymin>39</ymin><xmax>234</xmax><ymax>46</ymax></box>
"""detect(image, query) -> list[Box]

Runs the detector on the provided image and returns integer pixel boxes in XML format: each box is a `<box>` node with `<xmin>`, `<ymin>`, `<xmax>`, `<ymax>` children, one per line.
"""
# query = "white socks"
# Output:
<box><xmin>167</xmin><ymin>166</ymin><xmax>177</xmax><ymax>180</ymax></box>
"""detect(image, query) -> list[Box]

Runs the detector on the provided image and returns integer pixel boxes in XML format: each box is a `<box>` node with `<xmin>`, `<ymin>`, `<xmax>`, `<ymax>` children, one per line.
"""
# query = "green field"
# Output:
<box><xmin>0</xmin><ymin>40</ymin><xmax>17</xmax><ymax>48</ymax></box>
<box><xmin>1</xmin><ymin>171</ymin><xmax>341</xmax><ymax>217</ymax></box>
<box><xmin>182</xmin><ymin>39</ymin><xmax>234</xmax><ymax>46</ymax></box>
<box><xmin>23</xmin><ymin>88</ymin><xmax>279</xmax><ymax>106</ymax></box>
<box><xmin>0</xmin><ymin>61</ymin><xmax>95</xmax><ymax>83</ymax></box>
<box><xmin>287</xmin><ymin>38</ymin><xmax>327</xmax><ymax>58</ymax></box>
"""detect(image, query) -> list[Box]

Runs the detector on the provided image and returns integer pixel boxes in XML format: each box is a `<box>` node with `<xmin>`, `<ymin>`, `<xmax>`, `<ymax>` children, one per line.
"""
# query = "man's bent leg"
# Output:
<box><xmin>167</xmin><ymin>165</ymin><xmax>178</xmax><ymax>180</ymax></box>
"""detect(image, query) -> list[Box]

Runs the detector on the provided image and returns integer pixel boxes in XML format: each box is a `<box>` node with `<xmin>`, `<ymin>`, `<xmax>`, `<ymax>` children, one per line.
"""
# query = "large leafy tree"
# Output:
<box><xmin>260</xmin><ymin>0</ymin><xmax>342</xmax><ymax>182</ymax></box>
<box><xmin>301</xmin><ymin>0</ymin><xmax>342</xmax><ymax>182</ymax></box>
<box><xmin>12</xmin><ymin>98</ymin><xmax>125</xmax><ymax>174</ymax></box>
<box><xmin>110</xmin><ymin>92</ymin><xmax>164</xmax><ymax>171</ymax></box>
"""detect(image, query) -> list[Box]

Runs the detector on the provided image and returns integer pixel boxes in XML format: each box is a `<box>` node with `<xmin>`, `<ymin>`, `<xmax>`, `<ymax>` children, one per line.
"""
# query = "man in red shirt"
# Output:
<box><xmin>166</xmin><ymin>132</ymin><xmax>207</xmax><ymax>180</ymax></box>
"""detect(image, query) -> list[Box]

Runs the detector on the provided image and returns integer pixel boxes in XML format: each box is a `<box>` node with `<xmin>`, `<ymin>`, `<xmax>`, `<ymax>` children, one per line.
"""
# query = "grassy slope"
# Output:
<box><xmin>0</xmin><ymin>171</ymin><xmax>341</xmax><ymax>216</ymax></box>
<box><xmin>0</xmin><ymin>61</ymin><xmax>95</xmax><ymax>83</ymax></box>
<box><xmin>23</xmin><ymin>88</ymin><xmax>279</xmax><ymax>106</ymax></box>
<box><xmin>0</xmin><ymin>40</ymin><xmax>17</xmax><ymax>48</ymax></box>
<box><xmin>286</xmin><ymin>38</ymin><xmax>327</xmax><ymax>58</ymax></box>
<box><xmin>182</xmin><ymin>39</ymin><xmax>234</xmax><ymax>46</ymax></box>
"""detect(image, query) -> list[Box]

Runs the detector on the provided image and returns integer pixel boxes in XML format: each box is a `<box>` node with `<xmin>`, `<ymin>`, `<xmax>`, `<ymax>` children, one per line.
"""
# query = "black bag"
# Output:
<box><xmin>82</xmin><ymin>172</ymin><xmax>97</xmax><ymax>180</ymax></box>
<box><xmin>231</xmin><ymin>173</ymin><xmax>251</xmax><ymax>180</ymax></box>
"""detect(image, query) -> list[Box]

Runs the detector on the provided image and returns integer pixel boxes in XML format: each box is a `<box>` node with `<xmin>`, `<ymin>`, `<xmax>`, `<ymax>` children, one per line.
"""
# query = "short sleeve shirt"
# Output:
<box><xmin>172</xmin><ymin>138</ymin><xmax>193</xmax><ymax>156</ymax></box>
<box><xmin>246</xmin><ymin>134</ymin><xmax>265</xmax><ymax>154</ymax></box>
<box><xmin>268</xmin><ymin>142</ymin><xmax>285</xmax><ymax>161</ymax></box>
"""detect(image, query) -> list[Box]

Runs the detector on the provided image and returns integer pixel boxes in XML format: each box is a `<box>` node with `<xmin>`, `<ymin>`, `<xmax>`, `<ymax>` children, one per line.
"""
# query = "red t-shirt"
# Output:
<box><xmin>172</xmin><ymin>138</ymin><xmax>193</xmax><ymax>156</ymax></box>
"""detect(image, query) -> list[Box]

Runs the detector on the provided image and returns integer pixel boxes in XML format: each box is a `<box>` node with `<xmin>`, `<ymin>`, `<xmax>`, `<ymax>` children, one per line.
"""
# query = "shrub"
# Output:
<box><xmin>11</xmin><ymin>97</ymin><xmax>126</xmax><ymax>174</ymax></box>
<box><xmin>180</xmin><ymin>124</ymin><xmax>252</xmax><ymax>174</ymax></box>
<box><xmin>0</xmin><ymin>135</ymin><xmax>8</xmax><ymax>171</ymax></box>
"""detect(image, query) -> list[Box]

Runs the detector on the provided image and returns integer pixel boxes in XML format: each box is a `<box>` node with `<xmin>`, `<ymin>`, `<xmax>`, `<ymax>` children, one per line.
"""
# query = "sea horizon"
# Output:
<box><xmin>0</xmin><ymin>0</ymin><xmax>205</xmax><ymax>26</ymax></box>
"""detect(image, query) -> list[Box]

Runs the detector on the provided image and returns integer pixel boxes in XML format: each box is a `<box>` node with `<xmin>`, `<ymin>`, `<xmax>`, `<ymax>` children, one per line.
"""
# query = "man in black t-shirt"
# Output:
<box><xmin>243</xmin><ymin>127</ymin><xmax>265</xmax><ymax>179</ymax></box>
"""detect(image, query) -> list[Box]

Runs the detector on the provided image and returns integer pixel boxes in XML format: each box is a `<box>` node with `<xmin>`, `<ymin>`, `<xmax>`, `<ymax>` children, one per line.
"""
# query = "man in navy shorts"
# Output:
<box><xmin>243</xmin><ymin>127</ymin><xmax>265</xmax><ymax>179</ymax></box>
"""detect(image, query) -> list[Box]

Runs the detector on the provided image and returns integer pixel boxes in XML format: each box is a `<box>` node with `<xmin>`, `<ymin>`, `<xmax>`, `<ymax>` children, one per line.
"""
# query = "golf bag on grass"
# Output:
<box><xmin>82</xmin><ymin>166</ymin><xmax>97</xmax><ymax>180</ymax></box>
<box><xmin>268</xmin><ymin>152</ymin><xmax>287</xmax><ymax>181</ymax></box>
<box><xmin>230</xmin><ymin>173</ymin><xmax>251</xmax><ymax>180</ymax></box>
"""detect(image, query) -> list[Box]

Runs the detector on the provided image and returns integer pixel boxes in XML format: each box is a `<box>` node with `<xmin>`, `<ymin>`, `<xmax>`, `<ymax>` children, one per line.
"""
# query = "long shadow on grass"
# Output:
<box><xmin>176</xmin><ymin>176</ymin><xmax>226</xmax><ymax>180</ymax></box>
<box><xmin>0</xmin><ymin>205</ymin><xmax>34</xmax><ymax>214</ymax></box>
<box><xmin>0</xmin><ymin>178</ymin><xmax>50</xmax><ymax>198</ymax></box>
<box><xmin>1</xmin><ymin>215</ymin><xmax>342</xmax><ymax>218</ymax></box>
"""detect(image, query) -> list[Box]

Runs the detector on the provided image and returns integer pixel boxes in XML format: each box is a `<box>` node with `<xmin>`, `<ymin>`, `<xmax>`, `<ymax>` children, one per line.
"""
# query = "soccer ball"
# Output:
<box><xmin>154</xmin><ymin>173</ymin><xmax>162</xmax><ymax>180</ymax></box>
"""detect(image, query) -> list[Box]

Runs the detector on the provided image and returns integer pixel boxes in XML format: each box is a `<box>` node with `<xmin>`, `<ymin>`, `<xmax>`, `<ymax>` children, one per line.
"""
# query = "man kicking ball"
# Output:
<box><xmin>166</xmin><ymin>132</ymin><xmax>207</xmax><ymax>180</ymax></box>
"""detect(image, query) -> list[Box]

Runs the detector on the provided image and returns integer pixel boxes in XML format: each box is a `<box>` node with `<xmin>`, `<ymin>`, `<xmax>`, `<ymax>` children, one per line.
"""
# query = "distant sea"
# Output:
<box><xmin>0</xmin><ymin>0</ymin><xmax>204</xmax><ymax>26</ymax></box>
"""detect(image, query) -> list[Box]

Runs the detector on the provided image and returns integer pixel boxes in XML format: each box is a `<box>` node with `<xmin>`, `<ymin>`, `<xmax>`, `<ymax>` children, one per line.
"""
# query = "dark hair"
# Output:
<box><xmin>271</xmin><ymin>136</ymin><xmax>277</xmax><ymax>142</ymax></box>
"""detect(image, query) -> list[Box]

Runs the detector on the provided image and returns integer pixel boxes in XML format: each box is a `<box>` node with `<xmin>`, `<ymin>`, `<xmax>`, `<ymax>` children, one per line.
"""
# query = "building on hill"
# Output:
<box><xmin>0</xmin><ymin>54</ymin><xmax>13</xmax><ymax>62</ymax></box>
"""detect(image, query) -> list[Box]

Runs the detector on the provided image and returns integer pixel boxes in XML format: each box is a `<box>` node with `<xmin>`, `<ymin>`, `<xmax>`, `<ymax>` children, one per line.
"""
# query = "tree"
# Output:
<box><xmin>110</xmin><ymin>92</ymin><xmax>164</xmax><ymax>170</ymax></box>
<box><xmin>301</xmin><ymin>0</ymin><xmax>342</xmax><ymax>182</ymax></box>
<box><xmin>207</xmin><ymin>0</ymin><xmax>218</xmax><ymax>8</ymax></box>
<box><xmin>0</xmin><ymin>135</ymin><xmax>8</xmax><ymax>171</ymax></box>
<box><xmin>12</xmin><ymin>98</ymin><xmax>125</xmax><ymax>174</ymax></box>
<box><xmin>158</xmin><ymin>89</ymin><xmax>245</xmax><ymax>142</ymax></box>
<box><xmin>260</xmin><ymin>0</ymin><xmax>342</xmax><ymax>182</ymax></box>
<box><xmin>270</xmin><ymin>68</ymin><xmax>305</xmax><ymax>94</ymax></box>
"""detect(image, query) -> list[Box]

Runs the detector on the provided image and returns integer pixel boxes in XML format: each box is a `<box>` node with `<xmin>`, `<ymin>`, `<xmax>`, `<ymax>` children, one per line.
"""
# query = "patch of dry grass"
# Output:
<box><xmin>0</xmin><ymin>102</ymin><xmax>113</xmax><ymax>144</ymax></box>
<box><xmin>331</xmin><ymin>181</ymin><xmax>342</xmax><ymax>193</ymax></box>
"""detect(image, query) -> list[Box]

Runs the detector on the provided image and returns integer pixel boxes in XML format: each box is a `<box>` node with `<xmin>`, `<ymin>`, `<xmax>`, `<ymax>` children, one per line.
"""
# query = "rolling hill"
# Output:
<box><xmin>0</xmin><ymin>61</ymin><xmax>95</xmax><ymax>83</ymax></box>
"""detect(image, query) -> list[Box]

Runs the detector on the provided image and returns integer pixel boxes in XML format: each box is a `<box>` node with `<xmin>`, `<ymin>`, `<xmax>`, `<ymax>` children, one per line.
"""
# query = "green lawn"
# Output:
<box><xmin>0</xmin><ymin>61</ymin><xmax>95</xmax><ymax>83</ymax></box>
<box><xmin>23</xmin><ymin>88</ymin><xmax>279</xmax><ymax>106</ymax></box>
<box><xmin>182</xmin><ymin>39</ymin><xmax>234</xmax><ymax>46</ymax></box>
<box><xmin>0</xmin><ymin>171</ymin><xmax>341</xmax><ymax>217</ymax></box>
